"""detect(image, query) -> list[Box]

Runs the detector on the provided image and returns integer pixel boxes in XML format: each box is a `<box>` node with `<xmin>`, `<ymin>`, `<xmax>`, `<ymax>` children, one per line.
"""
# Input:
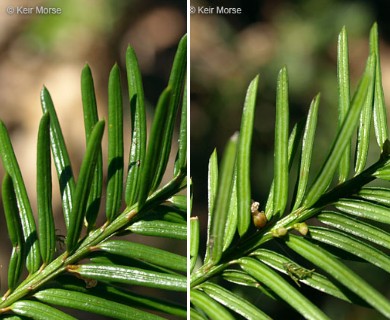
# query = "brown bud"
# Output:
<box><xmin>253</xmin><ymin>211</ymin><xmax>267</xmax><ymax>229</ymax></box>
<box><xmin>251</xmin><ymin>200</ymin><xmax>267</xmax><ymax>228</ymax></box>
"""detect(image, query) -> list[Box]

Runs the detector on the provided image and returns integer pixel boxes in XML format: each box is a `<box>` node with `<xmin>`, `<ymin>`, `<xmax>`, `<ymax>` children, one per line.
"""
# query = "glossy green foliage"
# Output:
<box><xmin>292</xmin><ymin>94</ymin><xmax>320</xmax><ymax>210</ymax></box>
<box><xmin>370</xmin><ymin>23</ymin><xmax>389</xmax><ymax>149</ymax></box>
<box><xmin>124</xmin><ymin>45</ymin><xmax>147</xmax><ymax>207</ymax></box>
<box><xmin>81</xmin><ymin>64</ymin><xmax>103</xmax><ymax>230</ymax></box>
<box><xmin>273</xmin><ymin>68</ymin><xmax>289</xmax><ymax>218</ymax></box>
<box><xmin>237</xmin><ymin>76</ymin><xmax>258</xmax><ymax>235</ymax></box>
<box><xmin>66</xmin><ymin>121</ymin><xmax>105</xmax><ymax>252</ymax></box>
<box><xmin>138</xmin><ymin>88</ymin><xmax>173</xmax><ymax>207</ymax></box>
<box><xmin>95</xmin><ymin>240</ymin><xmax>186</xmax><ymax>272</ymax></box>
<box><xmin>191</xmin><ymin>25</ymin><xmax>390</xmax><ymax>319</ymax></box>
<box><xmin>337</xmin><ymin>27</ymin><xmax>351</xmax><ymax>183</ymax></box>
<box><xmin>191</xmin><ymin>289</ymin><xmax>235</xmax><ymax>320</ymax></box>
<box><xmin>239</xmin><ymin>257</ymin><xmax>329</xmax><ymax>320</ymax></box>
<box><xmin>106</xmin><ymin>64</ymin><xmax>124</xmax><ymax>222</ymax></box>
<box><xmin>0</xmin><ymin>36</ymin><xmax>187</xmax><ymax>319</ymax></box>
<box><xmin>2</xmin><ymin>175</ymin><xmax>23</xmax><ymax>291</ymax></box>
<box><xmin>37</xmin><ymin>113</ymin><xmax>55</xmax><ymax>265</ymax></box>
<box><xmin>203</xmin><ymin>149</ymin><xmax>218</xmax><ymax>264</ymax></box>
<box><xmin>69</xmin><ymin>264</ymin><xmax>186</xmax><ymax>291</ymax></box>
<box><xmin>9</xmin><ymin>300</ymin><xmax>76</xmax><ymax>320</ymax></box>
<box><xmin>152</xmin><ymin>35</ymin><xmax>187</xmax><ymax>190</ymax></box>
<box><xmin>190</xmin><ymin>217</ymin><xmax>200</xmax><ymax>272</ymax></box>
<box><xmin>128</xmin><ymin>220</ymin><xmax>187</xmax><ymax>239</ymax></box>
<box><xmin>34</xmin><ymin>289</ymin><xmax>164</xmax><ymax>320</ymax></box>
<box><xmin>201</xmin><ymin>282</ymin><xmax>271</xmax><ymax>320</ymax></box>
<box><xmin>40</xmin><ymin>87</ymin><xmax>75</xmax><ymax>230</ymax></box>
<box><xmin>207</xmin><ymin>134</ymin><xmax>238</xmax><ymax>266</ymax></box>
<box><xmin>0</xmin><ymin>122</ymin><xmax>40</xmax><ymax>274</ymax></box>
<box><xmin>174</xmin><ymin>80</ymin><xmax>187</xmax><ymax>176</ymax></box>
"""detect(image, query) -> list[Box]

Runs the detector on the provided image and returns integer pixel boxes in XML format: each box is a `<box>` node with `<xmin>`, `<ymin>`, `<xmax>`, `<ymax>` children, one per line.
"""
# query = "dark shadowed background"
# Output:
<box><xmin>190</xmin><ymin>0</ymin><xmax>390</xmax><ymax>319</ymax></box>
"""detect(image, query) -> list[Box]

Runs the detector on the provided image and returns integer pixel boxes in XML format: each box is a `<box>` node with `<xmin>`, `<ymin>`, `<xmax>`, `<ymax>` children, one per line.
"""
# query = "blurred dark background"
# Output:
<box><xmin>0</xmin><ymin>0</ymin><xmax>186</xmax><ymax>318</ymax></box>
<box><xmin>191</xmin><ymin>0</ymin><xmax>390</xmax><ymax>319</ymax></box>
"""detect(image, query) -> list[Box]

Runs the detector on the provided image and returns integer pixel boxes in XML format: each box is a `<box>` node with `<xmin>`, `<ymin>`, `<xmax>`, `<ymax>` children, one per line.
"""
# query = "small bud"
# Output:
<box><xmin>253</xmin><ymin>211</ymin><xmax>267</xmax><ymax>229</ymax></box>
<box><xmin>251</xmin><ymin>200</ymin><xmax>260</xmax><ymax>213</ymax></box>
<box><xmin>293</xmin><ymin>222</ymin><xmax>309</xmax><ymax>236</ymax></box>
<box><xmin>251</xmin><ymin>200</ymin><xmax>267</xmax><ymax>229</ymax></box>
<box><xmin>272</xmin><ymin>227</ymin><xmax>288</xmax><ymax>237</ymax></box>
